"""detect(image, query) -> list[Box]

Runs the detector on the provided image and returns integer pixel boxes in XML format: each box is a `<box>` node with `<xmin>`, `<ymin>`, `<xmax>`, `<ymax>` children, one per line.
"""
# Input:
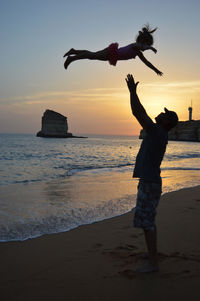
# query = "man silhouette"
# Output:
<box><xmin>126</xmin><ymin>74</ymin><xmax>178</xmax><ymax>272</ymax></box>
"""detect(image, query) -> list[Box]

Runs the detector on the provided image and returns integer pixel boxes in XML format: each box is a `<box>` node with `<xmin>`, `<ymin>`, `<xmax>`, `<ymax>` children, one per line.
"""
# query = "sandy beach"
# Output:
<box><xmin>0</xmin><ymin>185</ymin><xmax>200</xmax><ymax>301</ymax></box>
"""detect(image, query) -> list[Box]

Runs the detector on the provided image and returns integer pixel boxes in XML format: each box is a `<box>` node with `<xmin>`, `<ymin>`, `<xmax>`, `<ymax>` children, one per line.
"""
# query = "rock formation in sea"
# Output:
<box><xmin>139</xmin><ymin>120</ymin><xmax>200</xmax><ymax>142</ymax></box>
<box><xmin>36</xmin><ymin>110</ymin><xmax>86</xmax><ymax>138</ymax></box>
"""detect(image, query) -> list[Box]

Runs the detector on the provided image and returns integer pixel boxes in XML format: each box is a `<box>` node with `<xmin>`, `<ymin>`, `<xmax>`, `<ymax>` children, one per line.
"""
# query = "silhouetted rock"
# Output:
<box><xmin>139</xmin><ymin>120</ymin><xmax>200</xmax><ymax>142</ymax></box>
<box><xmin>36</xmin><ymin>110</ymin><xmax>86</xmax><ymax>138</ymax></box>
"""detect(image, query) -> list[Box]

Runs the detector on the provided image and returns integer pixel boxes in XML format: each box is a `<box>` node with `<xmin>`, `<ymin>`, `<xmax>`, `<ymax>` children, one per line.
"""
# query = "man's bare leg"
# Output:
<box><xmin>137</xmin><ymin>227</ymin><xmax>159</xmax><ymax>273</ymax></box>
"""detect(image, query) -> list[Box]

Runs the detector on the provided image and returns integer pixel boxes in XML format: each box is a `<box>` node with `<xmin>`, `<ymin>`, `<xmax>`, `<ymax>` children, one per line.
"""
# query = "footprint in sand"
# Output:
<box><xmin>130</xmin><ymin>234</ymin><xmax>140</xmax><ymax>238</ymax></box>
<box><xmin>119</xmin><ymin>269</ymin><xmax>137</xmax><ymax>279</ymax></box>
<box><xmin>88</xmin><ymin>243</ymin><xmax>103</xmax><ymax>252</ymax></box>
<box><xmin>160</xmin><ymin>269</ymin><xmax>191</xmax><ymax>278</ymax></box>
<box><xmin>93</xmin><ymin>243</ymin><xmax>103</xmax><ymax>248</ymax></box>
<box><xmin>115</xmin><ymin>244</ymin><xmax>138</xmax><ymax>251</ymax></box>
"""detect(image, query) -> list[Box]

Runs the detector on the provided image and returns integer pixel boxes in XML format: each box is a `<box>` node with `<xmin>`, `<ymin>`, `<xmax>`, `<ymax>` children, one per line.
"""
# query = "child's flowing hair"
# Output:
<box><xmin>136</xmin><ymin>24</ymin><xmax>157</xmax><ymax>46</ymax></box>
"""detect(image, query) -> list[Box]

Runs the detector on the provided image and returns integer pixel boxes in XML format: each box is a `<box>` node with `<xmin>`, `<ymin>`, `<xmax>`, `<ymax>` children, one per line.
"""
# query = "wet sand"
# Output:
<box><xmin>0</xmin><ymin>185</ymin><xmax>200</xmax><ymax>301</ymax></box>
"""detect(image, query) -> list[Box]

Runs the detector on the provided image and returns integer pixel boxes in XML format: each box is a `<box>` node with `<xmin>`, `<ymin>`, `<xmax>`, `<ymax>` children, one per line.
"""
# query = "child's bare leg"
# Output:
<box><xmin>64</xmin><ymin>48</ymin><xmax>89</xmax><ymax>57</ymax></box>
<box><xmin>91</xmin><ymin>48</ymin><xmax>108</xmax><ymax>60</ymax></box>
<box><xmin>64</xmin><ymin>48</ymin><xmax>108</xmax><ymax>69</ymax></box>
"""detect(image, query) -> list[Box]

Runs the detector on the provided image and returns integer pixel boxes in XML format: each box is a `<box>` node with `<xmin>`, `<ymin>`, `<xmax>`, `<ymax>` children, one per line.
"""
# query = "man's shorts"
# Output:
<box><xmin>133</xmin><ymin>179</ymin><xmax>162</xmax><ymax>231</ymax></box>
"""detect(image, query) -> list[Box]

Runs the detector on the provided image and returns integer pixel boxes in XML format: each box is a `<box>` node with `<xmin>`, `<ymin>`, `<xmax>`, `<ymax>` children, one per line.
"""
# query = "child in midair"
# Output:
<box><xmin>63</xmin><ymin>24</ymin><xmax>163</xmax><ymax>76</ymax></box>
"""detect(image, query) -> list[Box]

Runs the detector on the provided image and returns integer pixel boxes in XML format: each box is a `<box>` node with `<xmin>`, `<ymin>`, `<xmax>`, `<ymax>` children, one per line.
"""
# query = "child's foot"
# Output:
<box><xmin>63</xmin><ymin>48</ymin><xmax>75</xmax><ymax>57</ymax></box>
<box><xmin>64</xmin><ymin>56</ymin><xmax>73</xmax><ymax>69</ymax></box>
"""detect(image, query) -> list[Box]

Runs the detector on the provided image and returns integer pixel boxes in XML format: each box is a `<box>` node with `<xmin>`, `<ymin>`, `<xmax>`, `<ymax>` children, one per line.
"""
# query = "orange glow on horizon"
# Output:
<box><xmin>1</xmin><ymin>79</ymin><xmax>199</xmax><ymax>135</ymax></box>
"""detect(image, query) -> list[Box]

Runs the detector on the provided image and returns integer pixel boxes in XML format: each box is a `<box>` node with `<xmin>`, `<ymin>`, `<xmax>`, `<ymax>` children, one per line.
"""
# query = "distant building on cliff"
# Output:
<box><xmin>36</xmin><ymin>110</ymin><xmax>86</xmax><ymax>138</ymax></box>
<box><xmin>188</xmin><ymin>104</ymin><xmax>193</xmax><ymax>121</ymax></box>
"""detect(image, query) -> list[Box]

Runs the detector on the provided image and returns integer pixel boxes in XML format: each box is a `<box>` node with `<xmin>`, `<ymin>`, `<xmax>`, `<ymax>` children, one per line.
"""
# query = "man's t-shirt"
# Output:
<box><xmin>133</xmin><ymin>121</ymin><xmax>168</xmax><ymax>184</ymax></box>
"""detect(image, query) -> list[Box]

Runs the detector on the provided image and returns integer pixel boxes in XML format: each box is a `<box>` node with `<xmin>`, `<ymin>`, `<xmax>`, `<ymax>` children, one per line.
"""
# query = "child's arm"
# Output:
<box><xmin>149</xmin><ymin>46</ymin><xmax>157</xmax><ymax>53</ymax></box>
<box><xmin>135</xmin><ymin>43</ymin><xmax>157</xmax><ymax>53</ymax></box>
<box><xmin>143</xmin><ymin>45</ymin><xmax>157</xmax><ymax>53</ymax></box>
<box><xmin>137</xmin><ymin>52</ymin><xmax>163</xmax><ymax>76</ymax></box>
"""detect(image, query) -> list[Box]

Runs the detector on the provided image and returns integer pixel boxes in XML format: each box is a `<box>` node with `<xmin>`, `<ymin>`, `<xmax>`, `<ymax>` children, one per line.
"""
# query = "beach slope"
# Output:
<box><xmin>0</xmin><ymin>186</ymin><xmax>200</xmax><ymax>301</ymax></box>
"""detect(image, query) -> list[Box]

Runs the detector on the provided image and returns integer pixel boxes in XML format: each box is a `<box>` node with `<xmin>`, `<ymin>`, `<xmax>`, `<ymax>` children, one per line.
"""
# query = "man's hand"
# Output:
<box><xmin>125</xmin><ymin>74</ymin><xmax>139</xmax><ymax>94</ymax></box>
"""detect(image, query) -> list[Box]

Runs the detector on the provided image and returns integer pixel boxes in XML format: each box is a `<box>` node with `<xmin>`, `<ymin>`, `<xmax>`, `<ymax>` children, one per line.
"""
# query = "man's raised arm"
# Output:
<box><xmin>125</xmin><ymin>74</ymin><xmax>153</xmax><ymax>130</ymax></box>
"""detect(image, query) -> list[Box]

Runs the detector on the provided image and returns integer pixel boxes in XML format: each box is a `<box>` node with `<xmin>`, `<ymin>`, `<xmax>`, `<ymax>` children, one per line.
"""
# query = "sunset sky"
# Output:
<box><xmin>0</xmin><ymin>0</ymin><xmax>200</xmax><ymax>135</ymax></box>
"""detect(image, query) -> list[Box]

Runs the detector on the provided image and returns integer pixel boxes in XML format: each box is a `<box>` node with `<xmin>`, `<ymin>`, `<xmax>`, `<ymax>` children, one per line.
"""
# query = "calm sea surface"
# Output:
<box><xmin>0</xmin><ymin>133</ymin><xmax>200</xmax><ymax>241</ymax></box>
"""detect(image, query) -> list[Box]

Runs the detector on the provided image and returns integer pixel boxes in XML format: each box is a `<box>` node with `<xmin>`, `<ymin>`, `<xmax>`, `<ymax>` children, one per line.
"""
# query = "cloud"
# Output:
<box><xmin>0</xmin><ymin>87</ymin><xmax>127</xmax><ymax>106</ymax></box>
<box><xmin>142</xmin><ymin>80</ymin><xmax>200</xmax><ymax>94</ymax></box>
<box><xmin>1</xmin><ymin>80</ymin><xmax>200</xmax><ymax>107</ymax></box>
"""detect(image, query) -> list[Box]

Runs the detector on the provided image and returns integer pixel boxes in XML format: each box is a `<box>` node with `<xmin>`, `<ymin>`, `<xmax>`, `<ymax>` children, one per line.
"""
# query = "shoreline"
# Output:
<box><xmin>0</xmin><ymin>168</ymin><xmax>200</xmax><ymax>242</ymax></box>
<box><xmin>0</xmin><ymin>185</ymin><xmax>200</xmax><ymax>300</ymax></box>
<box><xmin>0</xmin><ymin>182</ymin><xmax>200</xmax><ymax>244</ymax></box>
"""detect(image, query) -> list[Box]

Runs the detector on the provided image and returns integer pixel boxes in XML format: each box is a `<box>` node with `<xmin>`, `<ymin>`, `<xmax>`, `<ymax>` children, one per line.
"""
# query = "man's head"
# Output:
<box><xmin>155</xmin><ymin>108</ymin><xmax>178</xmax><ymax>131</ymax></box>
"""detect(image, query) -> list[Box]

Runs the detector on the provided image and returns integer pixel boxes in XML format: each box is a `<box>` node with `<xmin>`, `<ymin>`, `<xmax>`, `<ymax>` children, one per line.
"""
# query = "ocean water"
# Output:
<box><xmin>0</xmin><ymin>133</ymin><xmax>200</xmax><ymax>242</ymax></box>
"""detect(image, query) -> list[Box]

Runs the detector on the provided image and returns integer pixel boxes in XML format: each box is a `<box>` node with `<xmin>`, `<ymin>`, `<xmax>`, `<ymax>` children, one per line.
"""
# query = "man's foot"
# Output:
<box><xmin>64</xmin><ymin>56</ymin><xmax>73</xmax><ymax>69</ymax></box>
<box><xmin>136</xmin><ymin>263</ymin><xmax>159</xmax><ymax>273</ymax></box>
<box><xmin>63</xmin><ymin>48</ymin><xmax>75</xmax><ymax>57</ymax></box>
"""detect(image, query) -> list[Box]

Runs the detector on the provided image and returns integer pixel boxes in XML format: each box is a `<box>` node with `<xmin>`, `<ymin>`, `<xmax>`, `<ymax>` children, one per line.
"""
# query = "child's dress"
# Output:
<box><xmin>108</xmin><ymin>43</ymin><xmax>138</xmax><ymax>66</ymax></box>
